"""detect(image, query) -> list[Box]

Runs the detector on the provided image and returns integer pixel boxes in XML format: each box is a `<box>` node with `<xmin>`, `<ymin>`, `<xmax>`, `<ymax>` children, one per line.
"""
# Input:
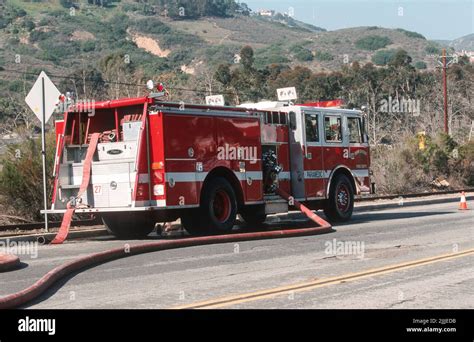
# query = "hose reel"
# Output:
<box><xmin>262</xmin><ymin>149</ymin><xmax>282</xmax><ymax>193</ymax></box>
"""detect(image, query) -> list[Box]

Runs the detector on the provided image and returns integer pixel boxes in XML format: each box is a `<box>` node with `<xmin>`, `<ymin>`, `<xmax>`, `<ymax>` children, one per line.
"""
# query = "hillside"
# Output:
<box><xmin>449</xmin><ymin>33</ymin><xmax>474</xmax><ymax>51</ymax></box>
<box><xmin>0</xmin><ymin>0</ymin><xmax>445</xmax><ymax>81</ymax></box>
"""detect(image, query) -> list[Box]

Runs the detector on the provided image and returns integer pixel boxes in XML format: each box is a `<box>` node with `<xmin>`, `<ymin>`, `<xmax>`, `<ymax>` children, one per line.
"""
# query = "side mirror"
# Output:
<box><xmin>289</xmin><ymin>111</ymin><xmax>296</xmax><ymax>130</ymax></box>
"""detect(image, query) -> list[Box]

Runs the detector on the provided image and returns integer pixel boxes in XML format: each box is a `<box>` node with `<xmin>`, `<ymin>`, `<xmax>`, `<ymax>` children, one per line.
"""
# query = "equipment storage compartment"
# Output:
<box><xmin>97</xmin><ymin>141</ymin><xmax>137</xmax><ymax>161</ymax></box>
<box><xmin>55</xmin><ymin>112</ymin><xmax>143</xmax><ymax>209</ymax></box>
<box><xmin>90</xmin><ymin>160</ymin><xmax>135</xmax><ymax>208</ymax></box>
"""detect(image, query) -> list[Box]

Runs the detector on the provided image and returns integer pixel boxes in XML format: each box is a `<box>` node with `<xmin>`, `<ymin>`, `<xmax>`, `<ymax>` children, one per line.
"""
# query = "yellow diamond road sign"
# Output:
<box><xmin>25</xmin><ymin>71</ymin><xmax>61</xmax><ymax>124</ymax></box>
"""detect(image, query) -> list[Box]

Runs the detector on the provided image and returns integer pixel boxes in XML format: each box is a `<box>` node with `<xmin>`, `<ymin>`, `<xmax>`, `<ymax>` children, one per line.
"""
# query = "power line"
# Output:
<box><xmin>0</xmin><ymin>67</ymin><xmax>243</xmax><ymax>97</ymax></box>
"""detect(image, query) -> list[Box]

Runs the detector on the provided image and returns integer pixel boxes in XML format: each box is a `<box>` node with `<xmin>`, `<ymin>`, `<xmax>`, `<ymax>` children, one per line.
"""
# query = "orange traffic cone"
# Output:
<box><xmin>458</xmin><ymin>192</ymin><xmax>469</xmax><ymax>210</ymax></box>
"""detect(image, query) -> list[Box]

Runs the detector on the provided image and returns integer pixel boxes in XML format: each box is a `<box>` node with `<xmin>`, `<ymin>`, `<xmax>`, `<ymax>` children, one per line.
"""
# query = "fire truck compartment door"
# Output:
<box><xmin>90</xmin><ymin>161</ymin><xmax>134</xmax><ymax>208</ymax></box>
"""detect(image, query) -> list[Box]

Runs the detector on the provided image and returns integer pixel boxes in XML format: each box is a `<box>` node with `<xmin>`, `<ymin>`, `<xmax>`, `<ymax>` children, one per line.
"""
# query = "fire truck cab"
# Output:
<box><xmin>47</xmin><ymin>95</ymin><xmax>371</xmax><ymax>238</ymax></box>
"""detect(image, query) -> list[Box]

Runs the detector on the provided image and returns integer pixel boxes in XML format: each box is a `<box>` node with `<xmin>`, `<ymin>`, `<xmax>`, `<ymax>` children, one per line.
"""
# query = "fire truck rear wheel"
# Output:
<box><xmin>102</xmin><ymin>213</ymin><xmax>155</xmax><ymax>239</ymax></box>
<box><xmin>324</xmin><ymin>174</ymin><xmax>354</xmax><ymax>222</ymax></box>
<box><xmin>201</xmin><ymin>177</ymin><xmax>238</xmax><ymax>234</ymax></box>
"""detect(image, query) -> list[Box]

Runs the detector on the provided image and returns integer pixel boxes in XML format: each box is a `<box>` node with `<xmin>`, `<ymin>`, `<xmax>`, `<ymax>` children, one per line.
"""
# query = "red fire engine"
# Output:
<box><xmin>46</xmin><ymin>88</ymin><xmax>372</xmax><ymax>238</ymax></box>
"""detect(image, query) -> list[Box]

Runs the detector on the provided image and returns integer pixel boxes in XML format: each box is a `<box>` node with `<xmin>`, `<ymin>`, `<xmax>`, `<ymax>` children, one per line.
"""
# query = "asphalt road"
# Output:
<box><xmin>0</xmin><ymin>199</ymin><xmax>472</xmax><ymax>309</ymax></box>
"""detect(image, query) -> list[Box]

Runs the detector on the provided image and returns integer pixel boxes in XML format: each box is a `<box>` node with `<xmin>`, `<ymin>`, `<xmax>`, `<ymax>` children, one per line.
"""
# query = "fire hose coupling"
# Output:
<box><xmin>92</xmin><ymin>129</ymin><xmax>118</xmax><ymax>143</ymax></box>
<box><xmin>262</xmin><ymin>150</ymin><xmax>282</xmax><ymax>193</ymax></box>
<box><xmin>67</xmin><ymin>196</ymin><xmax>88</xmax><ymax>209</ymax></box>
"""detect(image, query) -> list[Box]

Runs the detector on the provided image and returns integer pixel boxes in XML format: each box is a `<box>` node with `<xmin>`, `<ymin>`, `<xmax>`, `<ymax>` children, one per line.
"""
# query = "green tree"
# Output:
<box><xmin>215</xmin><ymin>64</ymin><xmax>232</xmax><ymax>87</ymax></box>
<box><xmin>389</xmin><ymin>49</ymin><xmax>412</xmax><ymax>67</ymax></box>
<box><xmin>240</xmin><ymin>45</ymin><xmax>255</xmax><ymax>70</ymax></box>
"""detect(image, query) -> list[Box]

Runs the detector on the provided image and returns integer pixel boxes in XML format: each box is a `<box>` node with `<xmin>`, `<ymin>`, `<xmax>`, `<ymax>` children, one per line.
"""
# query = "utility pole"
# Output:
<box><xmin>442</xmin><ymin>49</ymin><xmax>448</xmax><ymax>134</ymax></box>
<box><xmin>437</xmin><ymin>49</ymin><xmax>457</xmax><ymax>135</ymax></box>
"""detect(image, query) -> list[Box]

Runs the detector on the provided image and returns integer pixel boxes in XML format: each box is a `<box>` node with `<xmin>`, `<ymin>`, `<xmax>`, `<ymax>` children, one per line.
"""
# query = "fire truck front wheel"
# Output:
<box><xmin>102</xmin><ymin>213</ymin><xmax>155</xmax><ymax>239</ymax></box>
<box><xmin>324</xmin><ymin>174</ymin><xmax>354</xmax><ymax>222</ymax></box>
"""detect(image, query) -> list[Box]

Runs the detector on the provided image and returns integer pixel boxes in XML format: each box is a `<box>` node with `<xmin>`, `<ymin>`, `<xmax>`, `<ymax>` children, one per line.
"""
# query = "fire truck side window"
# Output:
<box><xmin>305</xmin><ymin>114</ymin><xmax>319</xmax><ymax>142</ymax></box>
<box><xmin>347</xmin><ymin>117</ymin><xmax>362</xmax><ymax>143</ymax></box>
<box><xmin>324</xmin><ymin>116</ymin><xmax>342</xmax><ymax>142</ymax></box>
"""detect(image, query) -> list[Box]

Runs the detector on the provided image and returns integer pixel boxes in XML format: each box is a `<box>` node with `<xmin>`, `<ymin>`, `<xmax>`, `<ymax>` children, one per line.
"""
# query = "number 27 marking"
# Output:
<box><xmin>94</xmin><ymin>185</ymin><xmax>102</xmax><ymax>195</ymax></box>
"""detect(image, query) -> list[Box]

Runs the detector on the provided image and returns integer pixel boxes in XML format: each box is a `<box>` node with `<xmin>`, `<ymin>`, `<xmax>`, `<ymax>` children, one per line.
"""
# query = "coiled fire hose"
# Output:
<box><xmin>0</xmin><ymin>187</ymin><xmax>332</xmax><ymax>308</ymax></box>
<box><xmin>50</xmin><ymin>133</ymin><xmax>101</xmax><ymax>245</ymax></box>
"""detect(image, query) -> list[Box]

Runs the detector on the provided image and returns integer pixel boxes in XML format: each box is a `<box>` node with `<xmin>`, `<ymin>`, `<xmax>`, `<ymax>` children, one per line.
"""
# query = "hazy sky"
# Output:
<box><xmin>243</xmin><ymin>0</ymin><xmax>473</xmax><ymax>40</ymax></box>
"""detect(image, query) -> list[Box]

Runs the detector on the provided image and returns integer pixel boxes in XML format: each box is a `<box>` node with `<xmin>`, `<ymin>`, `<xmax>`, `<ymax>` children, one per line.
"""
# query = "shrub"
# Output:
<box><xmin>371</xmin><ymin>133</ymin><xmax>472</xmax><ymax>194</ymax></box>
<box><xmin>22</xmin><ymin>19</ymin><xmax>35</xmax><ymax>31</ymax></box>
<box><xmin>396</xmin><ymin>28</ymin><xmax>426</xmax><ymax>39</ymax></box>
<box><xmin>425</xmin><ymin>43</ymin><xmax>441</xmax><ymax>55</ymax></box>
<box><xmin>288</xmin><ymin>43</ymin><xmax>314</xmax><ymax>62</ymax></box>
<box><xmin>134</xmin><ymin>18</ymin><xmax>171</xmax><ymax>35</ymax></box>
<box><xmin>81</xmin><ymin>40</ymin><xmax>96</xmax><ymax>52</ymax></box>
<box><xmin>38</xmin><ymin>40</ymin><xmax>80</xmax><ymax>62</ymax></box>
<box><xmin>8</xmin><ymin>80</ymin><xmax>23</xmax><ymax>92</ymax></box>
<box><xmin>29</xmin><ymin>30</ymin><xmax>54</xmax><ymax>42</ymax></box>
<box><xmin>0</xmin><ymin>133</ymin><xmax>56</xmax><ymax>221</ymax></box>
<box><xmin>371</xmin><ymin>49</ymin><xmax>397</xmax><ymax>65</ymax></box>
<box><xmin>355</xmin><ymin>35</ymin><xmax>392</xmax><ymax>50</ymax></box>
<box><xmin>314</xmin><ymin>50</ymin><xmax>334</xmax><ymax>61</ymax></box>
<box><xmin>295</xmin><ymin>48</ymin><xmax>313</xmax><ymax>61</ymax></box>
<box><xmin>414</xmin><ymin>61</ymin><xmax>427</xmax><ymax>69</ymax></box>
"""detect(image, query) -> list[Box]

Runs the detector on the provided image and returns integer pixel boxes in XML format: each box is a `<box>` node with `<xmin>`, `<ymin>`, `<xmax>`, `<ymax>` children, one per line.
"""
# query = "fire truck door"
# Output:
<box><xmin>322</xmin><ymin>113</ymin><xmax>349</xmax><ymax>184</ymax></box>
<box><xmin>302</xmin><ymin>111</ymin><xmax>325</xmax><ymax>198</ymax></box>
<box><xmin>345</xmin><ymin>116</ymin><xmax>370</xmax><ymax>191</ymax></box>
<box><xmin>288</xmin><ymin>110</ymin><xmax>305</xmax><ymax>199</ymax></box>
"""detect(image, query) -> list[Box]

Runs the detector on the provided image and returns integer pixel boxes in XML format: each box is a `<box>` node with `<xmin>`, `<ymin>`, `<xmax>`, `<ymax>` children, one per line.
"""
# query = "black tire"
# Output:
<box><xmin>102</xmin><ymin>212</ymin><xmax>155</xmax><ymax>239</ymax></box>
<box><xmin>240</xmin><ymin>205</ymin><xmax>267</xmax><ymax>226</ymax></box>
<box><xmin>188</xmin><ymin>177</ymin><xmax>237</xmax><ymax>235</ymax></box>
<box><xmin>324</xmin><ymin>174</ymin><xmax>354</xmax><ymax>222</ymax></box>
<box><xmin>180</xmin><ymin>209</ymin><xmax>205</xmax><ymax>236</ymax></box>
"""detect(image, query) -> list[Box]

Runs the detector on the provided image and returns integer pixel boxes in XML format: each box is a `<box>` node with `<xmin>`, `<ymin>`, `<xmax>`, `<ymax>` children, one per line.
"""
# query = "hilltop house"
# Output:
<box><xmin>258</xmin><ymin>9</ymin><xmax>275</xmax><ymax>17</ymax></box>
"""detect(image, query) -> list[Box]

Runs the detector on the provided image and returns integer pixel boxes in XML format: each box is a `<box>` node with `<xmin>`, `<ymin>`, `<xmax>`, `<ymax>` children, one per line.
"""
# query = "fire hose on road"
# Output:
<box><xmin>0</xmin><ymin>188</ymin><xmax>332</xmax><ymax>309</ymax></box>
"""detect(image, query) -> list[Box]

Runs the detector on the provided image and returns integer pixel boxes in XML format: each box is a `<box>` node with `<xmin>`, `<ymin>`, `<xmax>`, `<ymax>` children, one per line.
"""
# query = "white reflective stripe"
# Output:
<box><xmin>70</xmin><ymin>173</ymin><xmax>149</xmax><ymax>184</ymax></box>
<box><xmin>164</xmin><ymin>169</ymin><xmax>368</xmax><ymax>184</ymax></box>
<box><xmin>243</xmin><ymin>171</ymin><xmax>263</xmax><ymax>181</ymax></box>
<box><xmin>166</xmin><ymin>171</ymin><xmax>263</xmax><ymax>183</ymax></box>
<box><xmin>71</xmin><ymin>173</ymin><xmax>131</xmax><ymax>184</ymax></box>
<box><xmin>304</xmin><ymin>170</ymin><xmax>331</xmax><ymax>179</ymax></box>
<box><xmin>234</xmin><ymin>172</ymin><xmax>245</xmax><ymax>181</ymax></box>
<box><xmin>166</xmin><ymin>172</ymin><xmax>206</xmax><ymax>182</ymax></box>
<box><xmin>133</xmin><ymin>200</ymin><xmax>166</xmax><ymax>207</ymax></box>
<box><xmin>303</xmin><ymin>169</ymin><xmax>369</xmax><ymax>179</ymax></box>
<box><xmin>352</xmin><ymin>169</ymin><xmax>369</xmax><ymax>178</ymax></box>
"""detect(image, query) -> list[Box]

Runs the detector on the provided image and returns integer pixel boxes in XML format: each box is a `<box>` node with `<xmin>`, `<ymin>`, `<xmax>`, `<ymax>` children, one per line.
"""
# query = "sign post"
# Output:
<box><xmin>25</xmin><ymin>71</ymin><xmax>61</xmax><ymax>233</ymax></box>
